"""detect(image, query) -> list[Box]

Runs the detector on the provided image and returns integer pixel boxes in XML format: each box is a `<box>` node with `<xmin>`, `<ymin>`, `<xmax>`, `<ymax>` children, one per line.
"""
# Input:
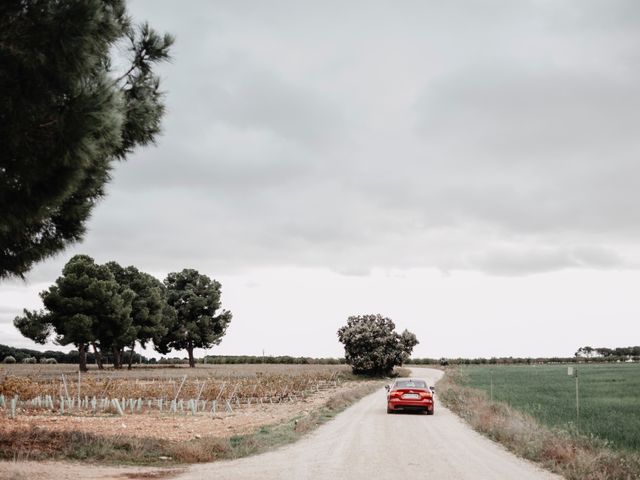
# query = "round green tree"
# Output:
<box><xmin>106</xmin><ymin>262</ymin><xmax>167</xmax><ymax>369</ymax></box>
<box><xmin>337</xmin><ymin>314</ymin><xmax>418</xmax><ymax>376</ymax></box>
<box><xmin>155</xmin><ymin>269</ymin><xmax>232</xmax><ymax>367</ymax></box>
<box><xmin>14</xmin><ymin>254</ymin><xmax>134</xmax><ymax>371</ymax></box>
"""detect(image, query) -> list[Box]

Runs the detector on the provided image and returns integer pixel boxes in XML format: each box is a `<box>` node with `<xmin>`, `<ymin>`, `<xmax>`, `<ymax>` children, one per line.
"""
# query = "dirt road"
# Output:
<box><xmin>175</xmin><ymin>367</ymin><xmax>559</xmax><ymax>480</ymax></box>
<box><xmin>0</xmin><ymin>368</ymin><xmax>560</xmax><ymax>480</ymax></box>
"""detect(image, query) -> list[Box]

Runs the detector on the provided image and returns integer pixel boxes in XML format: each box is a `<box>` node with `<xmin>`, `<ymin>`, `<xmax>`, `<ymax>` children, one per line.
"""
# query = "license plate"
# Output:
<box><xmin>402</xmin><ymin>393</ymin><xmax>420</xmax><ymax>399</ymax></box>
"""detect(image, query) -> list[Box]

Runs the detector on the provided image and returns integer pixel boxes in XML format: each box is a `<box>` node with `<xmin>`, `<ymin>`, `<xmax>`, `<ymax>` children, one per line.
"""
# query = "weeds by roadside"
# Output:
<box><xmin>437</xmin><ymin>368</ymin><xmax>640</xmax><ymax>480</ymax></box>
<box><xmin>393</xmin><ymin>367</ymin><xmax>412</xmax><ymax>378</ymax></box>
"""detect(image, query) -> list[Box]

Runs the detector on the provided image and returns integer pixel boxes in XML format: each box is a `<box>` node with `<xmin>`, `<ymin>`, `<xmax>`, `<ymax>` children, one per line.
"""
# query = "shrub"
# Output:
<box><xmin>21</xmin><ymin>357</ymin><xmax>36</xmax><ymax>364</ymax></box>
<box><xmin>337</xmin><ymin>314</ymin><xmax>418</xmax><ymax>376</ymax></box>
<box><xmin>2</xmin><ymin>356</ymin><xmax>16</xmax><ymax>364</ymax></box>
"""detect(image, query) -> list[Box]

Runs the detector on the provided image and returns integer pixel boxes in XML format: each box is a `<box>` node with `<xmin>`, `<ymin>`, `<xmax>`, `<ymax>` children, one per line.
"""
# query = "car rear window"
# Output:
<box><xmin>395</xmin><ymin>380</ymin><xmax>427</xmax><ymax>389</ymax></box>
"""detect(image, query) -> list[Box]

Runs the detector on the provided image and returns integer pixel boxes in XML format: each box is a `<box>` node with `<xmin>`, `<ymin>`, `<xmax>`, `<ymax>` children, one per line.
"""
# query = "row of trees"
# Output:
<box><xmin>14</xmin><ymin>255</ymin><xmax>231</xmax><ymax>371</ymax></box>
<box><xmin>408</xmin><ymin>356</ymin><xmax>640</xmax><ymax>365</ymax></box>
<box><xmin>575</xmin><ymin>345</ymin><xmax>640</xmax><ymax>358</ymax></box>
<box><xmin>0</xmin><ymin>343</ymin><xmax>147</xmax><ymax>365</ymax></box>
<box><xmin>0</xmin><ymin>342</ymin><xmax>349</xmax><ymax>366</ymax></box>
<box><xmin>203</xmin><ymin>355</ymin><xmax>345</xmax><ymax>365</ymax></box>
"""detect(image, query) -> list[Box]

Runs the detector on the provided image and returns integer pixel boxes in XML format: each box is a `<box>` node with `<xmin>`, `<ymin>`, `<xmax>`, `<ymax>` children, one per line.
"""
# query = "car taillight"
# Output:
<box><xmin>390</xmin><ymin>390</ymin><xmax>403</xmax><ymax>398</ymax></box>
<box><xmin>421</xmin><ymin>392</ymin><xmax>432</xmax><ymax>399</ymax></box>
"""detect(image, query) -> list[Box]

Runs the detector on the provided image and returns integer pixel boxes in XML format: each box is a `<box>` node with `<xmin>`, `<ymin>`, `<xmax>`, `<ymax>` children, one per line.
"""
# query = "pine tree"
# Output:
<box><xmin>0</xmin><ymin>0</ymin><xmax>173</xmax><ymax>278</ymax></box>
<box><xmin>156</xmin><ymin>269</ymin><xmax>232</xmax><ymax>367</ymax></box>
<box><xmin>106</xmin><ymin>261</ymin><xmax>167</xmax><ymax>369</ymax></box>
<box><xmin>14</xmin><ymin>254</ymin><xmax>134</xmax><ymax>371</ymax></box>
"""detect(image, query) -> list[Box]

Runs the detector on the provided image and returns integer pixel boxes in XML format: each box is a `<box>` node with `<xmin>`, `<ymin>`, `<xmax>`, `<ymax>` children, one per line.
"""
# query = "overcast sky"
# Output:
<box><xmin>2</xmin><ymin>0</ymin><xmax>640</xmax><ymax>359</ymax></box>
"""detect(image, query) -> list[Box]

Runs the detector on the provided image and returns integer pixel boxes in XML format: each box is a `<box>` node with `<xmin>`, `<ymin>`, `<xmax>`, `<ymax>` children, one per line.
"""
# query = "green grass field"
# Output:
<box><xmin>460</xmin><ymin>363</ymin><xmax>640</xmax><ymax>452</ymax></box>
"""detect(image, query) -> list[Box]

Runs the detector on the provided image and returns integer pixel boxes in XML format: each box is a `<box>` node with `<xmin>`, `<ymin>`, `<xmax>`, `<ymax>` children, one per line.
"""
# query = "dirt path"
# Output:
<box><xmin>0</xmin><ymin>462</ymin><xmax>183</xmax><ymax>480</ymax></box>
<box><xmin>170</xmin><ymin>367</ymin><xmax>560</xmax><ymax>480</ymax></box>
<box><xmin>0</xmin><ymin>368</ymin><xmax>561</xmax><ymax>480</ymax></box>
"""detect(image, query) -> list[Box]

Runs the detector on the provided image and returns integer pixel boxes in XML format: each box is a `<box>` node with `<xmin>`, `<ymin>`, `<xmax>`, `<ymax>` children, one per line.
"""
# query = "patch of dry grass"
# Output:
<box><xmin>0</xmin><ymin>380</ymin><xmax>381</xmax><ymax>466</ymax></box>
<box><xmin>438</xmin><ymin>368</ymin><xmax>640</xmax><ymax>480</ymax></box>
<box><xmin>0</xmin><ymin>473</ymin><xmax>28</xmax><ymax>480</ymax></box>
<box><xmin>0</xmin><ymin>364</ymin><xmax>351</xmax><ymax>402</ymax></box>
<box><xmin>393</xmin><ymin>367</ymin><xmax>412</xmax><ymax>378</ymax></box>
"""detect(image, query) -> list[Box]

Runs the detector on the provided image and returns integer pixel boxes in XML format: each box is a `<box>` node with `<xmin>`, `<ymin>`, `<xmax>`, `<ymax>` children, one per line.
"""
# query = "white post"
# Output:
<box><xmin>575</xmin><ymin>369</ymin><xmax>580</xmax><ymax>431</ymax></box>
<box><xmin>174</xmin><ymin>375</ymin><xmax>187</xmax><ymax>402</ymax></box>
<box><xmin>490</xmin><ymin>369</ymin><xmax>494</xmax><ymax>402</ymax></box>
<box><xmin>195</xmin><ymin>381</ymin><xmax>206</xmax><ymax>404</ymax></box>
<box><xmin>10</xmin><ymin>396</ymin><xmax>17</xmax><ymax>419</ymax></box>
<box><xmin>61</xmin><ymin>374</ymin><xmax>70</xmax><ymax>400</ymax></box>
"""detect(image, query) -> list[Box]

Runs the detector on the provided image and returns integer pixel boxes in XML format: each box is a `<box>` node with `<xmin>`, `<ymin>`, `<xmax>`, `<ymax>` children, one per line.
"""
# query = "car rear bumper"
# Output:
<box><xmin>388</xmin><ymin>398</ymin><xmax>434</xmax><ymax>411</ymax></box>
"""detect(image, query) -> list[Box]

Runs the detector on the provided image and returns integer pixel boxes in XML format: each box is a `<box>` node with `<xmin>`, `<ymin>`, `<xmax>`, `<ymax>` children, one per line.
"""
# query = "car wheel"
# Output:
<box><xmin>387</xmin><ymin>405</ymin><xmax>393</xmax><ymax>414</ymax></box>
<box><xmin>426</xmin><ymin>408</ymin><xmax>434</xmax><ymax>415</ymax></box>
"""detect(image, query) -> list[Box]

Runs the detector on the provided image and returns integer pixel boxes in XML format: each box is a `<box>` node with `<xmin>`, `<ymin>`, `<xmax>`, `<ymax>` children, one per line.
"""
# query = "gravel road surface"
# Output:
<box><xmin>175</xmin><ymin>367</ymin><xmax>560</xmax><ymax>480</ymax></box>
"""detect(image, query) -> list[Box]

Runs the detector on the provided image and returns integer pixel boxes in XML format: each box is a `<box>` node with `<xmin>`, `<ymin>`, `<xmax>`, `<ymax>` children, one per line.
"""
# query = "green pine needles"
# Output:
<box><xmin>0</xmin><ymin>0</ymin><xmax>174</xmax><ymax>277</ymax></box>
<box><xmin>14</xmin><ymin>255</ymin><xmax>231</xmax><ymax>371</ymax></box>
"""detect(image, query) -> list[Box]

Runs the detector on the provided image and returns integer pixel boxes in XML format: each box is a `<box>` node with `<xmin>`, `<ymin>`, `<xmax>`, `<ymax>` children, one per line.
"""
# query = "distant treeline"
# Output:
<box><xmin>201</xmin><ymin>355</ymin><xmax>346</xmax><ymax>365</ymax></box>
<box><xmin>4</xmin><ymin>343</ymin><xmax>638</xmax><ymax>367</ymax></box>
<box><xmin>0</xmin><ymin>344</ymin><xmax>150</xmax><ymax>364</ymax></box>
<box><xmin>407</xmin><ymin>355</ymin><xmax>640</xmax><ymax>366</ymax></box>
<box><xmin>0</xmin><ymin>345</ymin><xmax>346</xmax><ymax>366</ymax></box>
<box><xmin>407</xmin><ymin>345</ymin><xmax>640</xmax><ymax>365</ymax></box>
<box><xmin>575</xmin><ymin>346</ymin><xmax>640</xmax><ymax>358</ymax></box>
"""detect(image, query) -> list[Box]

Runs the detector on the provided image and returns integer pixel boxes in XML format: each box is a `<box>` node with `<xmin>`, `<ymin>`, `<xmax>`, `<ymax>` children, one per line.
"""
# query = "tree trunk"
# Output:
<box><xmin>187</xmin><ymin>342</ymin><xmax>195</xmax><ymax>368</ymax></box>
<box><xmin>91</xmin><ymin>342</ymin><xmax>104</xmax><ymax>369</ymax></box>
<box><xmin>127</xmin><ymin>341</ymin><xmax>136</xmax><ymax>370</ymax></box>
<box><xmin>112</xmin><ymin>346</ymin><xmax>122</xmax><ymax>369</ymax></box>
<box><xmin>78</xmin><ymin>343</ymin><xmax>88</xmax><ymax>372</ymax></box>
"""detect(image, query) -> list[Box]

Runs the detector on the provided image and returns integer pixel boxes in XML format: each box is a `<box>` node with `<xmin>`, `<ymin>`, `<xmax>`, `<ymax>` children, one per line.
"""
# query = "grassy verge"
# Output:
<box><xmin>437</xmin><ymin>368</ymin><xmax>640</xmax><ymax>480</ymax></box>
<box><xmin>0</xmin><ymin>381</ymin><xmax>382</xmax><ymax>466</ymax></box>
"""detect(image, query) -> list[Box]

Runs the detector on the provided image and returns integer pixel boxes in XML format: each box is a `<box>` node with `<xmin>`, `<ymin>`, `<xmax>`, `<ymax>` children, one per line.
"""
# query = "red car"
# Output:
<box><xmin>386</xmin><ymin>378</ymin><xmax>435</xmax><ymax>415</ymax></box>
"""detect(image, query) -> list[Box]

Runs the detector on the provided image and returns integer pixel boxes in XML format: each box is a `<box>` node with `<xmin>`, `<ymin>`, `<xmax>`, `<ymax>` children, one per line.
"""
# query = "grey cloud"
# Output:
<box><xmin>11</xmin><ymin>0</ymin><xmax>640</xmax><ymax>282</ymax></box>
<box><xmin>164</xmin><ymin>56</ymin><xmax>346</xmax><ymax>151</ymax></box>
<box><xmin>0</xmin><ymin>310</ymin><xmax>19</xmax><ymax>323</ymax></box>
<box><xmin>416</xmin><ymin>66</ymin><xmax>640</xmax><ymax>161</ymax></box>
<box><xmin>0</xmin><ymin>305</ymin><xmax>21</xmax><ymax>315</ymax></box>
<box><xmin>465</xmin><ymin>246</ymin><xmax>625</xmax><ymax>276</ymax></box>
<box><xmin>0</xmin><ymin>326</ymin><xmax>54</xmax><ymax>352</ymax></box>
<box><xmin>408</xmin><ymin>51</ymin><xmax>640</xmax><ymax>240</ymax></box>
<box><xmin>209</xmin><ymin>64</ymin><xmax>345</xmax><ymax>147</ymax></box>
